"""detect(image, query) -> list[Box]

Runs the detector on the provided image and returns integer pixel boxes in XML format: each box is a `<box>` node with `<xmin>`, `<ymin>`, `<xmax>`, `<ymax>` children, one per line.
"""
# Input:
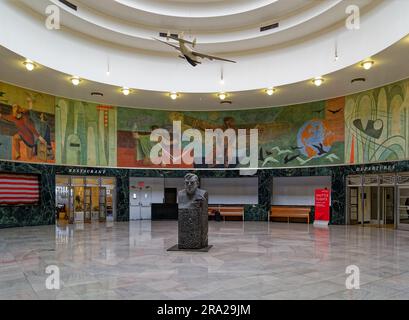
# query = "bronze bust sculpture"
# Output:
<box><xmin>175</xmin><ymin>173</ymin><xmax>209</xmax><ymax>250</ymax></box>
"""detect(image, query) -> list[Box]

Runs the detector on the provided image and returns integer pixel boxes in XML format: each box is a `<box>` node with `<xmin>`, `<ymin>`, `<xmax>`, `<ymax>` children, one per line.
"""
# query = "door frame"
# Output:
<box><xmin>346</xmin><ymin>174</ymin><xmax>398</xmax><ymax>229</ymax></box>
<box><xmin>397</xmin><ymin>186</ymin><xmax>409</xmax><ymax>231</ymax></box>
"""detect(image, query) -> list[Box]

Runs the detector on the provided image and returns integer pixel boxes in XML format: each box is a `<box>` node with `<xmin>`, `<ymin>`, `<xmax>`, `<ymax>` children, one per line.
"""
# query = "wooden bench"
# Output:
<box><xmin>270</xmin><ymin>206</ymin><xmax>311</xmax><ymax>224</ymax></box>
<box><xmin>208</xmin><ymin>206</ymin><xmax>244</xmax><ymax>221</ymax></box>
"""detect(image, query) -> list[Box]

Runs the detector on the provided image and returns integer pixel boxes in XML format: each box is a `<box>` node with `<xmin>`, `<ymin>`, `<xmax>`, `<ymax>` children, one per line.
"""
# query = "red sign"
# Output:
<box><xmin>315</xmin><ymin>189</ymin><xmax>330</xmax><ymax>222</ymax></box>
<box><xmin>138</xmin><ymin>181</ymin><xmax>145</xmax><ymax>188</ymax></box>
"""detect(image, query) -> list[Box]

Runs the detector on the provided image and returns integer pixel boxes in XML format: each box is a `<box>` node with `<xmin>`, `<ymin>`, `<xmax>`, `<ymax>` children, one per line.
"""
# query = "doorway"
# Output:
<box><xmin>56</xmin><ymin>175</ymin><xmax>116</xmax><ymax>224</ymax></box>
<box><xmin>398</xmin><ymin>187</ymin><xmax>409</xmax><ymax>230</ymax></box>
<box><xmin>130</xmin><ymin>186</ymin><xmax>153</xmax><ymax>220</ymax></box>
<box><xmin>164</xmin><ymin>188</ymin><xmax>177</xmax><ymax>204</ymax></box>
<box><xmin>347</xmin><ymin>175</ymin><xmax>395</xmax><ymax>227</ymax></box>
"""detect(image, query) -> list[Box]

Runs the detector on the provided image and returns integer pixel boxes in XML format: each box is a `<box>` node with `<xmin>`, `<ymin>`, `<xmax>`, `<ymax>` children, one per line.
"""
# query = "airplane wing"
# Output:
<box><xmin>191</xmin><ymin>51</ymin><xmax>236</xmax><ymax>63</ymax></box>
<box><xmin>166</xmin><ymin>35</ymin><xmax>196</xmax><ymax>46</ymax></box>
<box><xmin>152</xmin><ymin>38</ymin><xmax>181</xmax><ymax>52</ymax></box>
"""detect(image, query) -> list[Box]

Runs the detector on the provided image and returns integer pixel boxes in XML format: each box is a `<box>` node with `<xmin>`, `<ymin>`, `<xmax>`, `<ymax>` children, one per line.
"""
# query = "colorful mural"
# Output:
<box><xmin>0</xmin><ymin>82</ymin><xmax>55</xmax><ymax>163</ymax></box>
<box><xmin>257</xmin><ymin>97</ymin><xmax>345</xmax><ymax>167</ymax></box>
<box><xmin>116</xmin><ymin>97</ymin><xmax>345</xmax><ymax>168</ymax></box>
<box><xmin>55</xmin><ymin>98</ymin><xmax>117</xmax><ymax>167</ymax></box>
<box><xmin>345</xmin><ymin>79</ymin><xmax>409</xmax><ymax>164</ymax></box>
<box><xmin>3</xmin><ymin>78</ymin><xmax>409</xmax><ymax>169</ymax></box>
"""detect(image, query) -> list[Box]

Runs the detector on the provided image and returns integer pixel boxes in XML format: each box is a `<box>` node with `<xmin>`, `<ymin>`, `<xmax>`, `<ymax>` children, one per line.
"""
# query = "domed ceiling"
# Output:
<box><xmin>0</xmin><ymin>0</ymin><xmax>409</xmax><ymax>110</ymax></box>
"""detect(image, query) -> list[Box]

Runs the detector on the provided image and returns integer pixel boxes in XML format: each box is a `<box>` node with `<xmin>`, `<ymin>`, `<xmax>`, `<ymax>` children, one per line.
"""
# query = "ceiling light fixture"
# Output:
<box><xmin>121</xmin><ymin>87</ymin><xmax>131</xmax><ymax>96</ymax></box>
<box><xmin>312</xmin><ymin>77</ymin><xmax>324</xmax><ymax>87</ymax></box>
<box><xmin>218</xmin><ymin>92</ymin><xmax>227</xmax><ymax>101</ymax></box>
<box><xmin>361</xmin><ymin>60</ymin><xmax>374</xmax><ymax>70</ymax></box>
<box><xmin>170</xmin><ymin>92</ymin><xmax>179</xmax><ymax>100</ymax></box>
<box><xmin>70</xmin><ymin>76</ymin><xmax>81</xmax><ymax>86</ymax></box>
<box><xmin>266</xmin><ymin>87</ymin><xmax>275</xmax><ymax>96</ymax></box>
<box><xmin>23</xmin><ymin>59</ymin><xmax>35</xmax><ymax>71</ymax></box>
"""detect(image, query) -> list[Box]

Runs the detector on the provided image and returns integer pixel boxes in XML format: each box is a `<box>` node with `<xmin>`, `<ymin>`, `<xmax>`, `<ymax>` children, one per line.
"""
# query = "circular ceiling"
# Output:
<box><xmin>1</xmin><ymin>0</ymin><xmax>409</xmax><ymax>95</ymax></box>
<box><xmin>22</xmin><ymin>0</ymin><xmax>361</xmax><ymax>53</ymax></box>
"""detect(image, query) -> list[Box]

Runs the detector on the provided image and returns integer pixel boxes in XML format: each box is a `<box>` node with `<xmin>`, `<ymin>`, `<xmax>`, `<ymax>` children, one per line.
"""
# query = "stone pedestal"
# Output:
<box><xmin>178</xmin><ymin>208</ymin><xmax>208</xmax><ymax>249</ymax></box>
<box><xmin>167</xmin><ymin>174</ymin><xmax>211</xmax><ymax>252</ymax></box>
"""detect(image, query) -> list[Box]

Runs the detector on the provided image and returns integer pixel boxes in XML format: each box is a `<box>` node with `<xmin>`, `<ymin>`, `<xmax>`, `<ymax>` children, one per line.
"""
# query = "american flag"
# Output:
<box><xmin>0</xmin><ymin>174</ymin><xmax>40</xmax><ymax>205</ymax></box>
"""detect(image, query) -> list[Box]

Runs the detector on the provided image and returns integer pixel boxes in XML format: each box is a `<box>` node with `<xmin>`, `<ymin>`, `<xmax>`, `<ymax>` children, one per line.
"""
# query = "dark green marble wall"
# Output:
<box><xmin>1</xmin><ymin>160</ymin><xmax>407</xmax><ymax>228</ymax></box>
<box><xmin>0</xmin><ymin>161</ymin><xmax>56</xmax><ymax>228</ymax></box>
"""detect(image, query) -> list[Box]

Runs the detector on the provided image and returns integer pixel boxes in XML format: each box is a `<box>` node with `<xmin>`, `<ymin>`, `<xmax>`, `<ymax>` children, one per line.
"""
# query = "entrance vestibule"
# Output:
<box><xmin>56</xmin><ymin>175</ymin><xmax>116</xmax><ymax>224</ymax></box>
<box><xmin>347</xmin><ymin>173</ymin><xmax>409</xmax><ymax>230</ymax></box>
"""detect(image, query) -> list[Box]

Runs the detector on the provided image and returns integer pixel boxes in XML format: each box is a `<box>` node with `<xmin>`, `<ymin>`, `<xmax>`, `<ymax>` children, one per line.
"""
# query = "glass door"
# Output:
<box><xmin>398</xmin><ymin>187</ymin><xmax>409</xmax><ymax>230</ymax></box>
<box><xmin>348</xmin><ymin>187</ymin><xmax>359</xmax><ymax>225</ymax></box>
<box><xmin>99</xmin><ymin>187</ymin><xmax>107</xmax><ymax>222</ymax></box>
<box><xmin>84</xmin><ymin>187</ymin><xmax>92</xmax><ymax>223</ymax></box>
<box><xmin>68</xmin><ymin>186</ymin><xmax>74</xmax><ymax>224</ymax></box>
<box><xmin>73</xmin><ymin>186</ymin><xmax>85</xmax><ymax>223</ymax></box>
<box><xmin>369</xmin><ymin>186</ymin><xmax>379</xmax><ymax>226</ymax></box>
<box><xmin>90</xmin><ymin>187</ymin><xmax>100</xmax><ymax>222</ymax></box>
<box><xmin>382</xmin><ymin>187</ymin><xmax>395</xmax><ymax>226</ymax></box>
<box><xmin>106</xmin><ymin>188</ymin><xmax>114</xmax><ymax>221</ymax></box>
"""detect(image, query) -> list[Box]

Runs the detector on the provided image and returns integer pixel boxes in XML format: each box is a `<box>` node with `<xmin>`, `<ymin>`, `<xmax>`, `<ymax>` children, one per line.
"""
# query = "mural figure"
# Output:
<box><xmin>116</xmin><ymin>97</ymin><xmax>345</xmax><ymax>169</ymax></box>
<box><xmin>2</xmin><ymin>78</ymin><xmax>409</xmax><ymax>169</ymax></box>
<box><xmin>0</xmin><ymin>86</ymin><xmax>55</xmax><ymax>163</ymax></box>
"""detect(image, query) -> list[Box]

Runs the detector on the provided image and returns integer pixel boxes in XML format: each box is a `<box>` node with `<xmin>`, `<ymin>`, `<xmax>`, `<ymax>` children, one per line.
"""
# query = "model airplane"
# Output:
<box><xmin>153</xmin><ymin>33</ymin><xmax>236</xmax><ymax>67</ymax></box>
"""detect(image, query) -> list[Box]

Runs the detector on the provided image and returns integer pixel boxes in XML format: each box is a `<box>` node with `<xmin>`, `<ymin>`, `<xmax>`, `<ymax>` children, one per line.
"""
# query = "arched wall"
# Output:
<box><xmin>1</xmin><ymin>78</ymin><xmax>409</xmax><ymax>169</ymax></box>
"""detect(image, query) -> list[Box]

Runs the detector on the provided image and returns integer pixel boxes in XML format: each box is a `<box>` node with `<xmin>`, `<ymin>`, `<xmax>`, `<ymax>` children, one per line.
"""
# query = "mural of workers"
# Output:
<box><xmin>0</xmin><ymin>100</ymin><xmax>46</xmax><ymax>160</ymax></box>
<box><xmin>0</xmin><ymin>83</ymin><xmax>55</xmax><ymax>163</ymax></box>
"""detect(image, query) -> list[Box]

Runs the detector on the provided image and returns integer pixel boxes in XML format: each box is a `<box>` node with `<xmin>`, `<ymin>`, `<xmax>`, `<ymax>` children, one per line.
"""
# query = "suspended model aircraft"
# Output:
<box><xmin>153</xmin><ymin>33</ymin><xmax>236</xmax><ymax>67</ymax></box>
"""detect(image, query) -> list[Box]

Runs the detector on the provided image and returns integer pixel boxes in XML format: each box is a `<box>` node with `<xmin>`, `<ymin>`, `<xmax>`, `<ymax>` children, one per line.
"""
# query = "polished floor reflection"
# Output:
<box><xmin>1</xmin><ymin>221</ymin><xmax>409</xmax><ymax>300</ymax></box>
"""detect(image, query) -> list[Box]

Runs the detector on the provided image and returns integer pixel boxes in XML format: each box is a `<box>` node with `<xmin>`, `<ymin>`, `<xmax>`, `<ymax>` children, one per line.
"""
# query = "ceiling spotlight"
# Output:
<box><xmin>361</xmin><ymin>60</ymin><xmax>374</xmax><ymax>70</ymax></box>
<box><xmin>170</xmin><ymin>92</ymin><xmax>179</xmax><ymax>100</ymax></box>
<box><xmin>23</xmin><ymin>59</ymin><xmax>35</xmax><ymax>71</ymax></box>
<box><xmin>312</xmin><ymin>77</ymin><xmax>324</xmax><ymax>87</ymax></box>
<box><xmin>70</xmin><ymin>76</ymin><xmax>81</xmax><ymax>86</ymax></box>
<box><xmin>218</xmin><ymin>92</ymin><xmax>227</xmax><ymax>101</ymax></box>
<box><xmin>121</xmin><ymin>87</ymin><xmax>131</xmax><ymax>96</ymax></box>
<box><xmin>266</xmin><ymin>87</ymin><xmax>275</xmax><ymax>96</ymax></box>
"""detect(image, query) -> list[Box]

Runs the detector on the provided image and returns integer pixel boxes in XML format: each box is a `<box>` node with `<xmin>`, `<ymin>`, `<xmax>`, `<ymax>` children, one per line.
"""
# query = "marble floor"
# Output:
<box><xmin>1</xmin><ymin>221</ymin><xmax>409</xmax><ymax>300</ymax></box>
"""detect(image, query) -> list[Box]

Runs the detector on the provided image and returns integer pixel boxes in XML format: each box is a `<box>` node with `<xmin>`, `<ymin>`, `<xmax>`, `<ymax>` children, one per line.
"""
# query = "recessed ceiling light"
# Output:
<box><xmin>265</xmin><ymin>87</ymin><xmax>276</xmax><ymax>96</ymax></box>
<box><xmin>312</xmin><ymin>77</ymin><xmax>324</xmax><ymax>87</ymax></box>
<box><xmin>70</xmin><ymin>76</ymin><xmax>81</xmax><ymax>86</ymax></box>
<box><xmin>218</xmin><ymin>92</ymin><xmax>227</xmax><ymax>101</ymax></box>
<box><xmin>361</xmin><ymin>60</ymin><xmax>374</xmax><ymax>70</ymax></box>
<box><xmin>121</xmin><ymin>87</ymin><xmax>131</xmax><ymax>96</ymax></box>
<box><xmin>170</xmin><ymin>92</ymin><xmax>179</xmax><ymax>100</ymax></box>
<box><xmin>23</xmin><ymin>59</ymin><xmax>35</xmax><ymax>71</ymax></box>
